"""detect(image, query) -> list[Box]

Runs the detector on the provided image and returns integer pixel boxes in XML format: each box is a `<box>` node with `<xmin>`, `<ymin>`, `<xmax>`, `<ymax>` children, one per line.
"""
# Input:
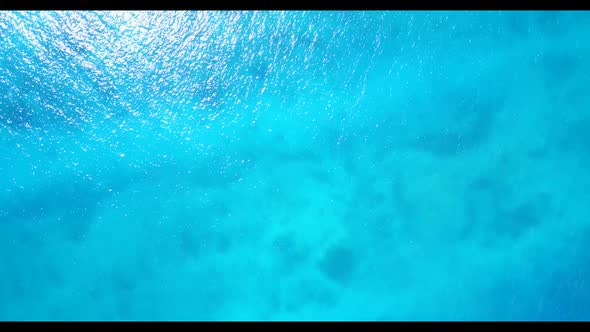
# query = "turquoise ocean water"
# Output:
<box><xmin>1</xmin><ymin>11</ymin><xmax>590</xmax><ymax>320</ymax></box>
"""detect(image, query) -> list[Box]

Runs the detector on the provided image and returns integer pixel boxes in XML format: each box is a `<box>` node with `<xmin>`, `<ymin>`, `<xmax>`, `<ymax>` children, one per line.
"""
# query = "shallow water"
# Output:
<box><xmin>1</xmin><ymin>11</ymin><xmax>590</xmax><ymax>320</ymax></box>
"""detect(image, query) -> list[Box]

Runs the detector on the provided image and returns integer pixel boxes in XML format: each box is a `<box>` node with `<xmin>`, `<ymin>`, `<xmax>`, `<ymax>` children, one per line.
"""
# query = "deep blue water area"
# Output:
<box><xmin>1</xmin><ymin>11</ymin><xmax>590</xmax><ymax>320</ymax></box>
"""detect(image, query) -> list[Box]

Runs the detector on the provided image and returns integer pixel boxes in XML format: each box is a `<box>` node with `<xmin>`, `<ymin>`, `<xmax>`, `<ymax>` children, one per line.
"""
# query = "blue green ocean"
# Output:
<box><xmin>1</xmin><ymin>11</ymin><xmax>590</xmax><ymax>320</ymax></box>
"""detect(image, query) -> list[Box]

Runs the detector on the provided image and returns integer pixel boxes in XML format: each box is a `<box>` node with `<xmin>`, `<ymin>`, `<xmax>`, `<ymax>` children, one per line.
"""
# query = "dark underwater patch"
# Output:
<box><xmin>412</xmin><ymin>87</ymin><xmax>500</xmax><ymax>157</ymax></box>
<box><xmin>318</xmin><ymin>244</ymin><xmax>358</xmax><ymax>285</ymax></box>
<box><xmin>464</xmin><ymin>174</ymin><xmax>552</xmax><ymax>244</ymax></box>
<box><xmin>540</xmin><ymin>52</ymin><xmax>581</xmax><ymax>84</ymax></box>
